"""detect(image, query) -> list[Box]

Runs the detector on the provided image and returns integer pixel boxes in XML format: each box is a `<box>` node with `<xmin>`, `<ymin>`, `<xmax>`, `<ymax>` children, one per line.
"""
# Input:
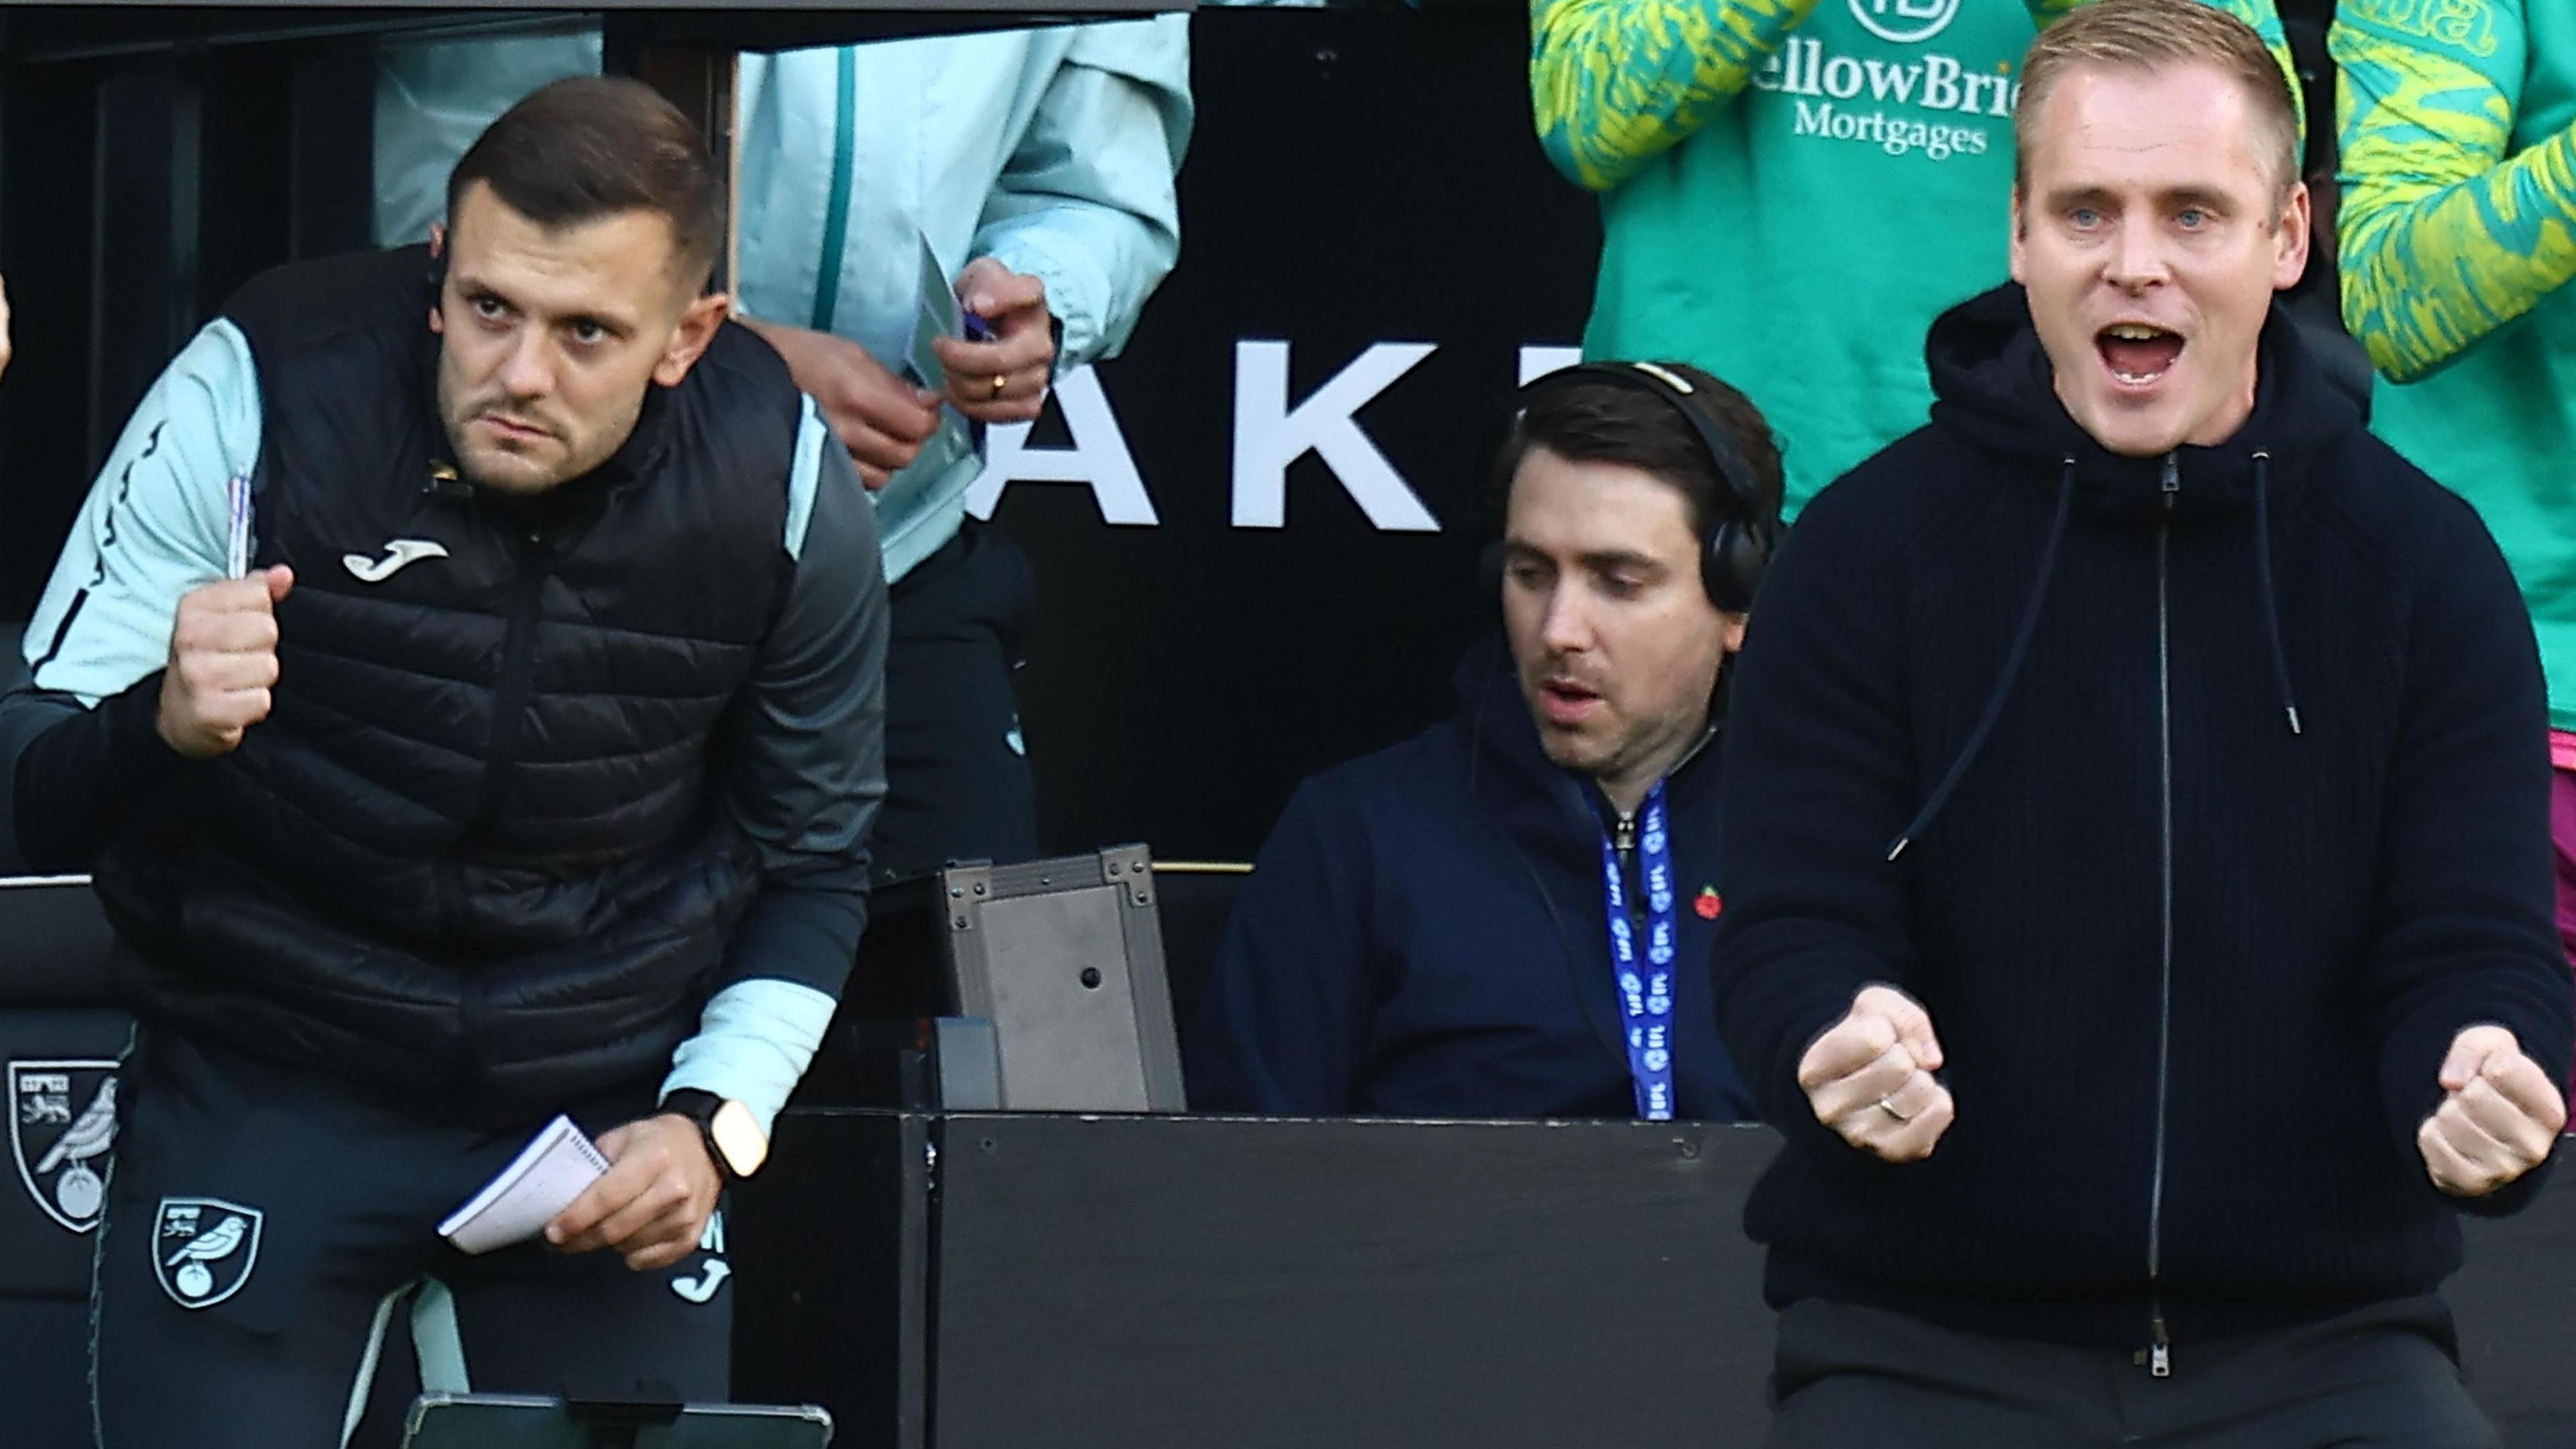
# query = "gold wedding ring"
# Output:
<box><xmin>1876</xmin><ymin>1094</ymin><xmax>1914</xmax><ymax>1122</ymax></box>
<box><xmin>989</xmin><ymin>373</ymin><xmax>1008</xmax><ymax>399</ymax></box>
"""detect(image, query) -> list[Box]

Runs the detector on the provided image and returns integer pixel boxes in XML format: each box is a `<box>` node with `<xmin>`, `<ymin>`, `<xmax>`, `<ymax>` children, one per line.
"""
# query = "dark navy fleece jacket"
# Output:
<box><xmin>1713</xmin><ymin>283</ymin><xmax>2575</xmax><ymax>1352</ymax></box>
<box><xmin>1187</xmin><ymin>643</ymin><xmax>1752</xmax><ymax>1121</ymax></box>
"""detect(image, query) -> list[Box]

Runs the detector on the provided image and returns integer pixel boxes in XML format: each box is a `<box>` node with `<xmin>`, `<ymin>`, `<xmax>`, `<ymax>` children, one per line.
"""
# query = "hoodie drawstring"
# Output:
<box><xmin>1887</xmin><ymin>458</ymin><xmax>2078</xmax><ymax>861</ymax></box>
<box><xmin>2251</xmin><ymin>451</ymin><xmax>2303</xmax><ymax>736</ymax></box>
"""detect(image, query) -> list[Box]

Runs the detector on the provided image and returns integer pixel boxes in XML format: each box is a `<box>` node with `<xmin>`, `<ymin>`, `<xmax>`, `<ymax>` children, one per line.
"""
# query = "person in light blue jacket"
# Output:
<box><xmin>376</xmin><ymin>21</ymin><xmax>1192</xmax><ymax>871</ymax></box>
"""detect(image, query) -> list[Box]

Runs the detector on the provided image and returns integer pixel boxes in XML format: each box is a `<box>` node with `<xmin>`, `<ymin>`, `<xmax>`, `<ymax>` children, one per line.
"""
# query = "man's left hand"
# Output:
<box><xmin>2417</xmin><ymin>1025</ymin><xmax>2567</xmax><ymax>1199</ymax></box>
<box><xmin>545</xmin><ymin>1114</ymin><xmax>721</xmax><ymax>1272</ymax></box>
<box><xmin>932</xmin><ymin>258</ymin><xmax>1055</xmax><ymax>425</ymax></box>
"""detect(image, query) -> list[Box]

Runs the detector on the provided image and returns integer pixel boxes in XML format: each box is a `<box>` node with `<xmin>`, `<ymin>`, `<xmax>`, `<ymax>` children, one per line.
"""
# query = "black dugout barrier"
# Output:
<box><xmin>2</xmin><ymin>876</ymin><xmax>2573</xmax><ymax>1447</ymax></box>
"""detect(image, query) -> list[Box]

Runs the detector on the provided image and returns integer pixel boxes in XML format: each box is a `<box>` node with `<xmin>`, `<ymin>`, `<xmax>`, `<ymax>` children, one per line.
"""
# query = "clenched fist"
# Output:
<box><xmin>2418</xmin><ymin>1025</ymin><xmax>2565</xmax><ymax>1199</ymax></box>
<box><xmin>157</xmin><ymin>566</ymin><xmax>292</xmax><ymax>759</ymax></box>
<box><xmin>1799</xmin><ymin>984</ymin><xmax>1955</xmax><ymax>1163</ymax></box>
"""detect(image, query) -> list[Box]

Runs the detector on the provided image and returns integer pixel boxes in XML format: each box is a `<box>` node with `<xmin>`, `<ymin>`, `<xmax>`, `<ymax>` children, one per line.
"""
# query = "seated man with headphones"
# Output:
<box><xmin>1185</xmin><ymin>362</ymin><xmax>1781</xmax><ymax>1120</ymax></box>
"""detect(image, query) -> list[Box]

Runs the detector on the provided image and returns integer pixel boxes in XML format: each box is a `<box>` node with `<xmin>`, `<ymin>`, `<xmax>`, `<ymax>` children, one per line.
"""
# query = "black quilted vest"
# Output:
<box><xmin>95</xmin><ymin>246</ymin><xmax>804</xmax><ymax>1124</ymax></box>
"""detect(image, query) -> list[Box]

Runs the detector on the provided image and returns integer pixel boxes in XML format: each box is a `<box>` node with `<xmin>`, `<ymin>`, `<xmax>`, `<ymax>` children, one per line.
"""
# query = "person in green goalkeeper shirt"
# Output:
<box><xmin>1532</xmin><ymin>0</ymin><xmax>2297</xmax><ymax>515</ymax></box>
<box><xmin>2336</xmin><ymin>0</ymin><xmax>2576</xmax><ymax>1104</ymax></box>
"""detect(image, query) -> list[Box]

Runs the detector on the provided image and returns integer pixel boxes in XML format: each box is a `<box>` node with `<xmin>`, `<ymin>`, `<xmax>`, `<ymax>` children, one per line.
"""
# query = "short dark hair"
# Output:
<box><xmin>1494</xmin><ymin>362</ymin><xmax>1785</xmax><ymax>547</ymax></box>
<box><xmin>445</xmin><ymin>76</ymin><xmax>723</xmax><ymax>288</ymax></box>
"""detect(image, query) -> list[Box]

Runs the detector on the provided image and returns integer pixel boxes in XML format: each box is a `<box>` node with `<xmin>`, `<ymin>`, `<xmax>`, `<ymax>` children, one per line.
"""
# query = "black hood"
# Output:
<box><xmin>1880</xmin><ymin>282</ymin><xmax>2349</xmax><ymax>859</ymax></box>
<box><xmin>1925</xmin><ymin>282</ymin><xmax>2364</xmax><ymax>530</ymax></box>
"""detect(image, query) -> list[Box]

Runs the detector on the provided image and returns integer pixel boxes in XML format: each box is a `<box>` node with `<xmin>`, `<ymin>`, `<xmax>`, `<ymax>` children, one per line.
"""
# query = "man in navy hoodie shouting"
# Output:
<box><xmin>1189</xmin><ymin>362</ymin><xmax>1778</xmax><ymax>1121</ymax></box>
<box><xmin>1714</xmin><ymin>0</ymin><xmax>2572</xmax><ymax>1444</ymax></box>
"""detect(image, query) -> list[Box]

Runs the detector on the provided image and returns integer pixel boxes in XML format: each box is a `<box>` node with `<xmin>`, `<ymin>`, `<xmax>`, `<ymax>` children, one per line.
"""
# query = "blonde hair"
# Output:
<box><xmin>2015</xmin><ymin>0</ymin><xmax>2300</xmax><ymax>198</ymax></box>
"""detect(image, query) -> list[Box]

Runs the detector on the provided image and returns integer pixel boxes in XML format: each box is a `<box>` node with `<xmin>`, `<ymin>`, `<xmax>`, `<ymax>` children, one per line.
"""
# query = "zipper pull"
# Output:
<box><xmin>423</xmin><ymin>462</ymin><xmax>473</xmax><ymax>500</ymax></box>
<box><xmin>2160</xmin><ymin>453</ymin><xmax>2180</xmax><ymax>513</ymax></box>
<box><xmin>1613</xmin><ymin>814</ymin><xmax>1636</xmax><ymax>853</ymax></box>
<box><xmin>2149</xmin><ymin>1309</ymin><xmax>2171</xmax><ymax>1378</ymax></box>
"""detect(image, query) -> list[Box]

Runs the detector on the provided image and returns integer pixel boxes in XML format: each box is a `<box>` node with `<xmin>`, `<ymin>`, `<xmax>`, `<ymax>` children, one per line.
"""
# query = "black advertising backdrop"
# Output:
<box><xmin>978</xmin><ymin>8</ymin><xmax>1602</xmax><ymax>862</ymax></box>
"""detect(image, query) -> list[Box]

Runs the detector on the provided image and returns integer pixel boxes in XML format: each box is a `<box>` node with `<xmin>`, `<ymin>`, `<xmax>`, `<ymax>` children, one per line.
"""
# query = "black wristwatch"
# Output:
<box><xmin>660</xmin><ymin>1089</ymin><xmax>770</xmax><ymax>1185</ymax></box>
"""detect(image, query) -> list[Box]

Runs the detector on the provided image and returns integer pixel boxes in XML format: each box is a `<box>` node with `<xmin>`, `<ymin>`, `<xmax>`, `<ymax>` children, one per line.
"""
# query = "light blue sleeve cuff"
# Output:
<box><xmin>661</xmin><ymin>977</ymin><xmax>839</xmax><ymax>1136</ymax></box>
<box><xmin>785</xmin><ymin>394</ymin><xmax>828</xmax><ymax>562</ymax></box>
<box><xmin>977</xmin><ymin>225</ymin><xmax>1116</xmax><ymax>372</ymax></box>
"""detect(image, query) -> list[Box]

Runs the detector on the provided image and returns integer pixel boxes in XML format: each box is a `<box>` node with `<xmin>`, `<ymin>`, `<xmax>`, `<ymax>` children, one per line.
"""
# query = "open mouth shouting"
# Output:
<box><xmin>2097</xmin><ymin>321</ymin><xmax>2185</xmax><ymax>390</ymax></box>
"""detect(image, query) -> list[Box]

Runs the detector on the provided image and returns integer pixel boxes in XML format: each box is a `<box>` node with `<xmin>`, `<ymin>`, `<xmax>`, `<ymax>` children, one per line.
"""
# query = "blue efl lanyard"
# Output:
<box><xmin>1599</xmin><ymin>782</ymin><xmax>1678</xmax><ymax>1121</ymax></box>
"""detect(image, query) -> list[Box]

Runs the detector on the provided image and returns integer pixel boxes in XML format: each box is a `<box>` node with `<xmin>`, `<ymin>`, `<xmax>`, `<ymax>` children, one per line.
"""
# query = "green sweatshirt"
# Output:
<box><xmin>2335</xmin><ymin>1</ymin><xmax>2576</xmax><ymax>732</ymax></box>
<box><xmin>1534</xmin><ymin>0</ymin><xmax>2294</xmax><ymax>515</ymax></box>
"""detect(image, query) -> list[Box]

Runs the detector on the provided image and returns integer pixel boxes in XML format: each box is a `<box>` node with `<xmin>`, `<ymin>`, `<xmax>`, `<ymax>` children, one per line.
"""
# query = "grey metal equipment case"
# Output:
<box><xmin>828</xmin><ymin>845</ymin><xmax>1188</xmax><ymax>1115</ymax></box>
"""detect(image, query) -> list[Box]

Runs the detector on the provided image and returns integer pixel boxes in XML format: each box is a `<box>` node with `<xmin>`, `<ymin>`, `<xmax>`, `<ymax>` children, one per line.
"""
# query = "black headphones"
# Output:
<box><xmin>1497</xmin><ymin>362</ymin><xmax>1777</xmax><ymax>614</ymax></box>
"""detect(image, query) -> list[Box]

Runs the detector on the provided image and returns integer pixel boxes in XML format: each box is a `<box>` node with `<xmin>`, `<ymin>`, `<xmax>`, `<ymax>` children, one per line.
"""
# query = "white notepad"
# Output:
<box><xmin>438</xmin><ymin>1115</ymin><xmax>611</xmax><ymax>1256</ymax></box>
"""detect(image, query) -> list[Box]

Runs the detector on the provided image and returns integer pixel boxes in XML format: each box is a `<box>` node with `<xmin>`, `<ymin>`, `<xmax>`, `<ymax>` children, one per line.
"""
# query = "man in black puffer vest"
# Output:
<box><xmin>0</xmin><ymin>79</ymin><xmax>886</xmax><ymax>1444</ymax></box>
<box><xmin>1715</xmin><ymin>3</ymin><xmax>2571</xmax><ymax>1446</ymax></box>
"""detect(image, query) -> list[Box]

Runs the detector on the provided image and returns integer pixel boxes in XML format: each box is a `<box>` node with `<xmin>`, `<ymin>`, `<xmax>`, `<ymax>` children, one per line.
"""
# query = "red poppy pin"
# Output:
<box><xmin>1694</xmin><ymin>887</ymin><xmax>1723</xmax><ymax>920</ymax></box>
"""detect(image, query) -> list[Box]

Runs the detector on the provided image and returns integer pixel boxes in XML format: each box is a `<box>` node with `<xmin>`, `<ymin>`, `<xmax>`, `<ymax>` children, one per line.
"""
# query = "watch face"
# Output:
<box><xmin>708</xmin><ymin>1099</ymin><xmax>770</xmax><ymax>1179</ymax></box>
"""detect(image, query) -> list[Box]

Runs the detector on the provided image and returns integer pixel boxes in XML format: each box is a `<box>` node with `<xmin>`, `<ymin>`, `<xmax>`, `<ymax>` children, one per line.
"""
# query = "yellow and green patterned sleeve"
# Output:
<box><xmin>1532</xmin><ymin>0</ymin><xmax>2300</xmax><ymax>198</ymax></box>
<box><xmin>1529</xmin><ymin>0</ymin><xmax>1823</xmax><ymax>193</ymax></box>
<box><xmin>2335</xmin><ymin>8</ymin><xmax>2576</xmax><ymax>382</ymax></box>
<box><xmin>2027</xmin><ymin>0</ymin><xmax>2304</xmax><ymax>141</ymax></box>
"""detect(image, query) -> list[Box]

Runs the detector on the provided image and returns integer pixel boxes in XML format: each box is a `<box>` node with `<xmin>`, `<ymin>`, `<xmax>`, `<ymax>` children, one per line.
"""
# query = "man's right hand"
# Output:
<box><xmin>158</xmin><ymin>566</ymin><xmax>292</xmax><ymax>759</ymax></box>
<box><xmin>740</xmin><ymin>317</ymin><xmax>943</xmax><ymax>490</ymax></box>
<box><xmin>1797</xmin><ymin>984</ymin><xmax>1955</xmax><ymax>1163</ymax></box>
